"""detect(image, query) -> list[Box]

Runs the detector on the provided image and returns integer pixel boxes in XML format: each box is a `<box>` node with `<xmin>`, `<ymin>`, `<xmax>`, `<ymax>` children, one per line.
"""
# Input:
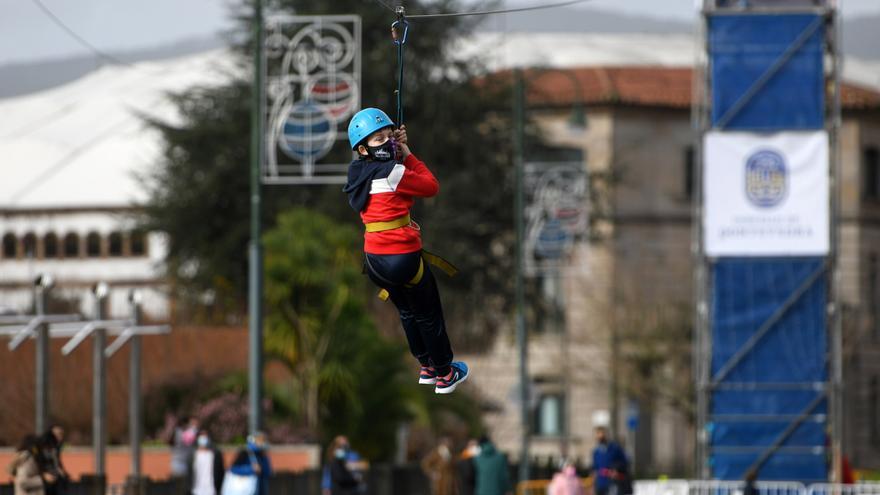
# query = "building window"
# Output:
<box><xmin>870</xmin><ymin>253</ymin><xmax>879</xmax><ymax>341</ymax></box>
<box><xmin>864</xmin><ymin>147</ymin><xmax>880</xmax><ymax>202</ymax></box>
<box><xmin>44</xmin><ymin>233</ymin><xmax>59</xmax><ymax>259</ymax></box>
<box><xmin>2</xmin><ymin>233</ymin><xmax>16</xmax><ymax>259</ymax></box>
<box><xmin>64</xmin><ymin>233</ymin><xmax>80</xmax><ymax>258</ymax></box>
<box><xmin>22</xmin><ymin>233</ymin><xmax>37</xmax><ymax>259</ymax></box>
<box><xmin>86</xmin><ymin>232</ymin><xmax>102</xmax><ymax>258</ymax></box>
<box><xmin>534</xmin><ymin>393</ymin><xmax>565</xmax><ymax>437</ymax></box>
<box><xmin>684</xmin><ymin>146</ymin><xmax>695</xmax><ymax>200</ymax></box>
<box><xmin>871</xmin><ymin>377</ymin><xmax>880</xmax><ymax>445</ymax></box>
<box><xmin>108</xmin><ymin>232</ymin><xmax>123</xmax><ymax>257</ymax></box>
<box><xmin>130</xmin><ymin>230</ymin><xmax>147</xmax><ymax>257</ymax></box>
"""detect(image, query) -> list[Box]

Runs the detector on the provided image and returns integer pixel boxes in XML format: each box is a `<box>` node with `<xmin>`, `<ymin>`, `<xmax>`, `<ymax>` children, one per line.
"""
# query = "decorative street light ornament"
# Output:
<box><xmin>263</xmin><ymin>15</ymin><xmax>362</xmax><ymax>184</ymax></box>
<box><xmin>524</xmin><ymin>162</ymin><xmax>589</xmax><ymax>276</ymax></box>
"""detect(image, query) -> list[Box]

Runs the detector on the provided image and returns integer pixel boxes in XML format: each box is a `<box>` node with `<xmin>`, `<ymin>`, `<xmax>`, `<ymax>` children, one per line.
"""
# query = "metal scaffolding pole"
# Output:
<box><xmin>827</xmin><ymin>5</ymin><xmax>844</xmax><ymax>482</ymax></box>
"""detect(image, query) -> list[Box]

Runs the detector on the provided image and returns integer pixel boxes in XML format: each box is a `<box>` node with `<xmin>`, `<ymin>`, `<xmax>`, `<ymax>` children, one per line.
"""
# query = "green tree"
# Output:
<box><xmin>139</xmin><ymin>0</ymin><xmax>516</xmax><ymax>347</ymax></box>
<box><xmin>263</xmin><ymin>208</ymin><xmax>371</xmax><ymax>431</ymax></box>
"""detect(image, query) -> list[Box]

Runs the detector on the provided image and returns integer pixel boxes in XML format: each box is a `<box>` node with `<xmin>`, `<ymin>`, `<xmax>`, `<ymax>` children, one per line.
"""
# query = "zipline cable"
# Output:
<box><xmin>28</xmin><ymin>0</ymin><xmax>131</xmax><ymax>66</ymax></box>
<box><xmin>381</xmin><ymin>0</ymin><xmax>594</xmax><ymax>128</ymax></box>
<box><xmin>381</xmin><ymin>0</ymin><xmax>594</xmax><ymax>19</ymax></box>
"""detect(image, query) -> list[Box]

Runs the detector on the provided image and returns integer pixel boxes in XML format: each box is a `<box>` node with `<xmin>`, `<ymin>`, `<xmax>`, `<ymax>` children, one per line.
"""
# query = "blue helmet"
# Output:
<box><xmin>348</xmin><ymin>108</ymin><xmax>395</xmax><ymax>149</ymax></box>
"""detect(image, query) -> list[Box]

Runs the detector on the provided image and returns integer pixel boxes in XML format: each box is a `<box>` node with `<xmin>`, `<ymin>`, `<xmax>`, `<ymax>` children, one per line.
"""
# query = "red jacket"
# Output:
<box><xmin>342</xmin><ymin>153</ymin><xmax>439</xmax><ymax>255</ymax></box>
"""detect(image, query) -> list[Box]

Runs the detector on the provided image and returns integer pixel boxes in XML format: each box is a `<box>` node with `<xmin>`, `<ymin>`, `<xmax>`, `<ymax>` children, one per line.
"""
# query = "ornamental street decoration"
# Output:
<box><xmin>263</xmin><ymin>15</ymin><xmax>361</xmax><ymax>184</ymax></box>
<box><xmin>524</xmin><ymin>162</ymin><xmax>589</xmax><ymax>276</ymax></box>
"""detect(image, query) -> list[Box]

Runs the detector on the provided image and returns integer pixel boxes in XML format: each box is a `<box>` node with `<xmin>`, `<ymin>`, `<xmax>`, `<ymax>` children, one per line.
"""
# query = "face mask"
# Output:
<box><xmin>366</xmin><ymin>139</ymin><xmax>395</xmax><ymax>161</ymax></box>
<box><xmin>439</xmin><ymin>445</ymin><xmax>450</xmax><ymax>460</ymax></box>
<box><xmin>197</xmin><ymin>436</ymin><xmax>209</xmax><ymax>448</ymax></box>
<box><xmin>335</xmin><ymin>448</ymin><xmax>347</xmax><ymax>459</ymax></box>
<box><xmin>468</xmin><ymin>445</ymin><xmax>481</xmax><ymax>457</ymax></box>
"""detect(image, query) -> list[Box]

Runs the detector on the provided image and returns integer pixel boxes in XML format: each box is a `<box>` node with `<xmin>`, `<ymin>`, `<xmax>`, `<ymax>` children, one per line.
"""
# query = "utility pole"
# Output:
<box><xmin>92</xmin><ymin>283</ymin><xmax>108</xmax><ymax>476</ymax></box>
<box><xmin>34</xmin><ymin>274</ymin><xmax>52</xmax><ymax>434</ymax></box>
<box><xmin>128</xmin><ymin>291</ymin><xmax>143</xmax><ymax>484</ymax></box>
<box><xmin>248</xmin><ymin>0</ymin><xmax>265</xmax><ymax>435</ymax></box>
<box><xmin>513</xmin><ymin>68</ymin><xmax>530</xmax><ymax>484</ymax></box>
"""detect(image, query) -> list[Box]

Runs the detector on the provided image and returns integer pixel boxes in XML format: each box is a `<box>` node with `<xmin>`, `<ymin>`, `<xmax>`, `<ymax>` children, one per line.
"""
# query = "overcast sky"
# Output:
<box><xmin>1</xmin><ymin>0</ymin><xmax>878</xmax><ymax>66</ymax></box>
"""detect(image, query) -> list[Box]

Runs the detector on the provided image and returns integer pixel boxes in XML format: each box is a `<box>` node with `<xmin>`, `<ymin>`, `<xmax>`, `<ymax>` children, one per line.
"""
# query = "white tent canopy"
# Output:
<box><xmin>0</xmin><ymin>49</ymin><xmax>237</xmax><ymax>210</ymax></box>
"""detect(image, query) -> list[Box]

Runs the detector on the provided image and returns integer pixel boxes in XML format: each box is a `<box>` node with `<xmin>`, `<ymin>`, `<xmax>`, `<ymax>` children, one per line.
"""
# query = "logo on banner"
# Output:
<box><xmin>744</xmin><ymin>150</ymin><xmax>787</xmax><ymax>208</ymax></box>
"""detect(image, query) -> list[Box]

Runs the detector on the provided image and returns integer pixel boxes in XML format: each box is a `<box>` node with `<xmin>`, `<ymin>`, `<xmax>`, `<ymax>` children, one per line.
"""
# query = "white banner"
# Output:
<box><xmin>703</xmin><ymin>131</ymin><xmax>829</xmax><ymax>256</ymax></box>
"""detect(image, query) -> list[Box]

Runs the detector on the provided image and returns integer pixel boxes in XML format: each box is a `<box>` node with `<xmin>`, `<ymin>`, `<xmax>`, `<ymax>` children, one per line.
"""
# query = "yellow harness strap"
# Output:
<box><xmin>364</xmin><ymin>214</ymin><xmax>411</xmax><ymax>233</ymax></box>
<box><xmin>376</xmin><ymin>251</ymin><xmax>458</xmax><ymax>301</ymax></box>
<box><xmin>421</xmin><ymin>250</ymin><xmax>458</xmax><ymax>278</ymax></box>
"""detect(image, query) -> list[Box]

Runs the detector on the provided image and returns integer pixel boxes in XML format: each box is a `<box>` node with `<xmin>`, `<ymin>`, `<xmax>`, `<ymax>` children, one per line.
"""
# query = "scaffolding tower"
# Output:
<box><xmin>693</xmin><ymin>0</ymin><xmax>841</xmax><ymax>482</ymax></box>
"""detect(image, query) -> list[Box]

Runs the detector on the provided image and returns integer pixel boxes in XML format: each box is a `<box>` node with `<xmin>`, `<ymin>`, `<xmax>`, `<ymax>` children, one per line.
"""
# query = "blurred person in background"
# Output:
<box><xmin>324</xmin><ymin>436</ymin><xmax>363</xmax><ymax>495</ymax></box>
<box><xmin>171</xmin><ymin>416</ymin><xmax>200</xmax><ymax>477</ymax></box>
<box><xmin>7</xmin><ymin>435</ymin><xmax>45</xmax><ymax>495</ymax></box>
<box><xmin>229</xmin><ymin>432</ymin><xmax>271</xmax><ymax>495</ymax></box>
<box><xmin>547</xmin><ymin>460</ymin><xmax>584</xmax><ymax>495</ymax></box>
<box><xmin>473</xmin><ymin>435</ymin><xmax>510</xmax><ymax>495</ymax></box>
<box><xmin>189</xmin><ymin>430</ymin><xmax>225</xmax><ymax>495</ymax></box>
<box><xmin>421</xmin><ymin>437</ymin><xmax>455</xmax><ymax>495</ymax></box>
<box><xmin>38</xmin><ymin>426</ymin><xmax>68</xmax><ymax>495</ymax></box>
<box><xmin>591</xmin><ymin>427</ymin><xmax>630</xmax><ymax>495</ymax></box>
<box><xmin>455</xmin><ymin>439</ymin><xmax>480</xmax><ymax>495</ymax></box>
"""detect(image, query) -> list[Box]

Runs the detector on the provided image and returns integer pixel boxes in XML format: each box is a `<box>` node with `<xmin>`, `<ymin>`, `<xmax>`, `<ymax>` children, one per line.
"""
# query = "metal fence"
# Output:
<box><xmin>635</xmin><ymin>480</ymin><xmax>880</xmax><ymax>495</ymax></box>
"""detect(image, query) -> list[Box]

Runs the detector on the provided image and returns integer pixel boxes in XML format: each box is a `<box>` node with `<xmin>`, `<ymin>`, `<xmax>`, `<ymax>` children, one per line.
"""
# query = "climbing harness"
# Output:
<box><xmin>364</xmin><ymin>213</ymin><xmax>413</xmax><ymax>233</ymax></box>
<box><xmin>391</xmin><ymin>6</ymin><xmax>408</xmax><ymax>127</ymax></box>
<box><xmin>369</xmin><ymin>250</ymin><xmax>459</xmax><ymax>302</ymax></box>
<box><xmin>363</xmin><ymin>213</ymin><xmax>458</xmax><ymax>300</ymax></box>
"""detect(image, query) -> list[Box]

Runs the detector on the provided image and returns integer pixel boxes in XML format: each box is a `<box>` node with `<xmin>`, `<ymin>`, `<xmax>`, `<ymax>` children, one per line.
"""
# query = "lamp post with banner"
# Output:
<box><xmin>513</xmin><ymin>67</ymin><xmax>588</xmax><ymax>483</ymax></box>
<box><xmin>248</xmin><ymin>6</ymin><xmax>362</xmax><ymax>433</ymax></box>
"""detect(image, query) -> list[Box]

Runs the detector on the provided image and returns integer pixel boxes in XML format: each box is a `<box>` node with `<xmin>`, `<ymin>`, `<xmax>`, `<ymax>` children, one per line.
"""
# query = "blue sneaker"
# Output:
<box><xmin>435</xmin><ymin>362</ymin><xmax>469</xmax><ymax>394</ymax></box>
<box><xmin>419</xmin><ymin>366</ymin><xmax>438</xmax><ymax>385</ymax></box>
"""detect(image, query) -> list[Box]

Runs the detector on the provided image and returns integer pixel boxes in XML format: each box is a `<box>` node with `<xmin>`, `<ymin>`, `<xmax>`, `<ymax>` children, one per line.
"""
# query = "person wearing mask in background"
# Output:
<box><xmin>547</xmin><ymin>460</ymin><xmax>585</xmax><ymax>495</ymax></box>
<box><xmin>229</xmin><ymin>432</ymin><xmax>271</xmax><ymax>495</ymax></box>
<box><xmin>326</xmin><ymin>436</ymin><xmax>362</xmax><ymax>495</ymax></box>
<box><xmin>421</xmin><ymin>437</ymin><xmax>455</xmax><ymax>495</ymax></box>
<box><xmin>455</xmin><ymin>439</ymin><xmax>480</xmax><ymax>495</ymax></box>
<box><xmin>189</xmin><ymin>430</ymin><xmax>225</xmax><ymax>495</ymax></box>
<box><xmin>38</xmin><ymin>426</ymin><xmax>68</xmax><ymax>495</ymax></box>
<box><xmin>473</xmin><ymin>435</ymin><xmax>510</xmax><ymax>495</ymax></box>
<box><xmin>7</xmin><ymin>435</ymin><xmax>45</xmax><ymax>495</ymax></box>
<box><xmin>171</xmin><ymin>417</ymin><xmax>200</xmax><ymax>477</ymax></box>
<box><xmin>591</xmin><ymin>426</ymin><xmax>630</xmax><ymax>495</ymax></box>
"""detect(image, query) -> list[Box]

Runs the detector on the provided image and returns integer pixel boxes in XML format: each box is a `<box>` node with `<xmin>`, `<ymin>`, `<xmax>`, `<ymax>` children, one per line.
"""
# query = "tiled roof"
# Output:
<box><xmin>518</xmin><ymin>66</ymin><xmax>880</xmax><ymax>110</ymax></box>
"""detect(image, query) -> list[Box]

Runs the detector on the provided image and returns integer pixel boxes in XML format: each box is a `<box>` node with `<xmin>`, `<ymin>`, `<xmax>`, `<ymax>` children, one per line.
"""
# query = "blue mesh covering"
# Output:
<box><xmin>709</xmin><ymin>258</ymin><xmax>828</xmax><ymax>481</ymax></box>
<box><xmin>709</xmin><ymin>14</ymin><xmax>824</xmax><ymax>129</ymax></box>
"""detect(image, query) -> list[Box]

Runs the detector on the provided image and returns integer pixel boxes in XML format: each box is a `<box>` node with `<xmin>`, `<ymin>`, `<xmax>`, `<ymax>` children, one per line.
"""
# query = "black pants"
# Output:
<box><xmin>365</xmin><ymin>251</ymin><xmax>453</xmax><ymax>375</ymax></box>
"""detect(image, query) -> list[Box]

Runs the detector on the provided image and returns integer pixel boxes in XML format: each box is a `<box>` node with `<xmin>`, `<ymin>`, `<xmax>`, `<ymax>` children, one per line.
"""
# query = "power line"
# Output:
<box><xmin>403</xmin><ymin>0</ymin><xmax>594</xmax><ymax>19</ymax></box>
<box><xmin>28</xmin><ymin>0</ymin><xmax>130</xmax><ymax>66</ymax></box>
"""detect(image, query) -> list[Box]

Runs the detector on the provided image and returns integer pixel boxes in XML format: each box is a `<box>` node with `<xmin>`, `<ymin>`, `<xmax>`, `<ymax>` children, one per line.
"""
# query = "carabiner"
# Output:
<box><xmin>391</xmin><ymin>6</ymin><xmax>408</xmax><ymax>46</ymax></box>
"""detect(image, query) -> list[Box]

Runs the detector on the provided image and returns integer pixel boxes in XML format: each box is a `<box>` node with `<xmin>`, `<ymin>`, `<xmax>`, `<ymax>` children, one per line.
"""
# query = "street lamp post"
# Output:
<box><xmin>512</xmin><ymin>67</ymin><xmax>586</xmax><ymax>485</ymax></box>
<box><xmin>248</xmin><ymin>0</ymin><xmax>264</xmax><ymax>436</ymax></box>
<box><xmin>513</xmin><ymin>68</ymin><xmax>529</xmax><ymax>485</ymax></box>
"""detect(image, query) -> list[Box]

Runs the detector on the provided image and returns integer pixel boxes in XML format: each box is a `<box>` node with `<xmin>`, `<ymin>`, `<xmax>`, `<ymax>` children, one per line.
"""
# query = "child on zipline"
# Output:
<box><xmin>343</xmin><ymin>108</ymin><xmax>468</xmax><ymax>394</ymax></box>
